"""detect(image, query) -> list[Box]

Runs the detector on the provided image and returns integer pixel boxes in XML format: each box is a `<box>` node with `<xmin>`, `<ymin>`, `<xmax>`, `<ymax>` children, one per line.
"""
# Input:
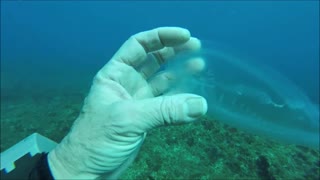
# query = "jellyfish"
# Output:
<box><xmin>164</xmin><ymin>47</ymin><xmax>319</xmax><ymax>149</ymax></box>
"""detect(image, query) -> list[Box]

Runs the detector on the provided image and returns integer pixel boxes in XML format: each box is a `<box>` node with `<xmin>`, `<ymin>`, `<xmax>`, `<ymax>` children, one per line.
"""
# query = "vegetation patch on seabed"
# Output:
<box><xmin>0</xmin><ymin>92</ymin><xmax>84</xmax><ymax>151</ymax></box>
<box><xmin>1</xmin><ymin>94</ymin><xmax>319</xmax><ymax>179</ymax></box>
<box><xmin>121</xmin><ymin>117</ymin><xmax>319</xmax><ymax>179</ymax></box>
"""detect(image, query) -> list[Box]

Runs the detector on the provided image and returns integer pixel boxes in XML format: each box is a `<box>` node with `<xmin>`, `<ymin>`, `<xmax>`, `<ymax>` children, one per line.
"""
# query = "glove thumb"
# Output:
<box><xmin>134</xmin><ymin>93</ymin><xmax>208</xmax><ymax>131</ymax></box>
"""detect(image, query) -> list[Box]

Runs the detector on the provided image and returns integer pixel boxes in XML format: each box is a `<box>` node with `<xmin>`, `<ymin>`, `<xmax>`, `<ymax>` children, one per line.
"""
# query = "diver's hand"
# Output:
<box><xmin>47</xmin><ymin>27</ymin><xmax>208</xmax><ymax>179</ymax></box>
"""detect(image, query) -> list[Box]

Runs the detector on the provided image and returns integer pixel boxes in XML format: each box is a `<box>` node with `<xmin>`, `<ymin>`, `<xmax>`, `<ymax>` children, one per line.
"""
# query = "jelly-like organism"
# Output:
<box><xmin>164</xmin><ymin>48</ymin><xmax>319</xmax><ymax>149</ymax></box>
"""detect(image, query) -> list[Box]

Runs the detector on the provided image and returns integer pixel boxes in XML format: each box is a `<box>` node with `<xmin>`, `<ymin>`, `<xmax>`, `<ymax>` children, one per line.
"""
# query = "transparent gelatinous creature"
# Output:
<box><xmin>164</xmin><ymin>48</ymin><xmax>319</xmax><ymax>149</ymax></box>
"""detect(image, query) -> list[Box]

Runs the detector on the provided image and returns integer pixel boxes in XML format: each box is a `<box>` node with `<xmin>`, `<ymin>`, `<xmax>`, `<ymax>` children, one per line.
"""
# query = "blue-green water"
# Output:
<box><xmin>1</xmin><ymin>1</ymin><xmax>319</xmax><ymax>179</ymax></box>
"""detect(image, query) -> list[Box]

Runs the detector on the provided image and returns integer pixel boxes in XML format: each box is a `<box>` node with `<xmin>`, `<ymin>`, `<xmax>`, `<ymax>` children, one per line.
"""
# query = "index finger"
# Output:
<box><xmin>111</xmin><ymin>27</ymin><xmax>191</xmax><ymax>67</ymax></box>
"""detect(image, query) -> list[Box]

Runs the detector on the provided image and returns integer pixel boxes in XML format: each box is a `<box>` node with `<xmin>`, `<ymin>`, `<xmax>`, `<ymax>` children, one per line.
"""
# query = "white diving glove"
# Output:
<box><xmin>47</xmin><ymin>27</ymin><xmax>208</xmax><ymax>179</ymax></box>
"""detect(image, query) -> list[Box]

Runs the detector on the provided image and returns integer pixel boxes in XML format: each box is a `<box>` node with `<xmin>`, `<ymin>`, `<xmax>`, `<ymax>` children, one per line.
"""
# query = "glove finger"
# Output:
<box><xmin>138</xmin><ymin>37</ymin><xmax>202</xmax><ymax>79</ymax></box>
<box><xmin>96</xmin><ymin>27</ymin><xmax>190</xmax><ymax>88</ymax></box>
<box><xmin>148</xmin><ymin>71</ymin><xmax>176</xmax><ymax>96</ymax></box>
<box><xmin>148</xmin><ymin>57</ymin><xmax>206</xmax><ymax>96</ymax></box>
<box><xmin>133</xmin><ymin>94</ymin><xmax>208</xmax><ymax>132</ymax></box>
<box><xmin>111</xmin><ymin>27</ymin><xmax>190</xmax><ymax>68</ymax></box>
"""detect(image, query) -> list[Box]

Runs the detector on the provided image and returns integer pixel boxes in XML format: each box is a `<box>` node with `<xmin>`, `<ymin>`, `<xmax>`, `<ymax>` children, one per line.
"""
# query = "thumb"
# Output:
<box><xmin>135</xmin><ymin>94</ymin><xmax>208</xmax><ymax>131</ymax></box>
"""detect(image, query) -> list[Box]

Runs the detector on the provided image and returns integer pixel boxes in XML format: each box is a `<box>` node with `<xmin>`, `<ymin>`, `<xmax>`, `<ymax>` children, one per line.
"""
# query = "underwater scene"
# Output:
<box><xmin>1</xmin><ymin>1</ymin><xmax>319</xmax><ymax>179</ymax></box>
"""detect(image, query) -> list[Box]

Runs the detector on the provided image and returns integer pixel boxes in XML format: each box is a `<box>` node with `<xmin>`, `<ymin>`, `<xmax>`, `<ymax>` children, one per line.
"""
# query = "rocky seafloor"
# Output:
<box><xmin>1</xmin><ymin>92</ymin><xmax>319</xmax><ymax>179</ymax></box>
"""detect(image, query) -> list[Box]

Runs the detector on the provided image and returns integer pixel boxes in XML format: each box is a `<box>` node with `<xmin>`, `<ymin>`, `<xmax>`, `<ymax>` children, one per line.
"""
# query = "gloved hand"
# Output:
<box><xmin>47</xmin><ymin>27</ymin><xmax>208</xmax><ymax>179</ymax></box>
